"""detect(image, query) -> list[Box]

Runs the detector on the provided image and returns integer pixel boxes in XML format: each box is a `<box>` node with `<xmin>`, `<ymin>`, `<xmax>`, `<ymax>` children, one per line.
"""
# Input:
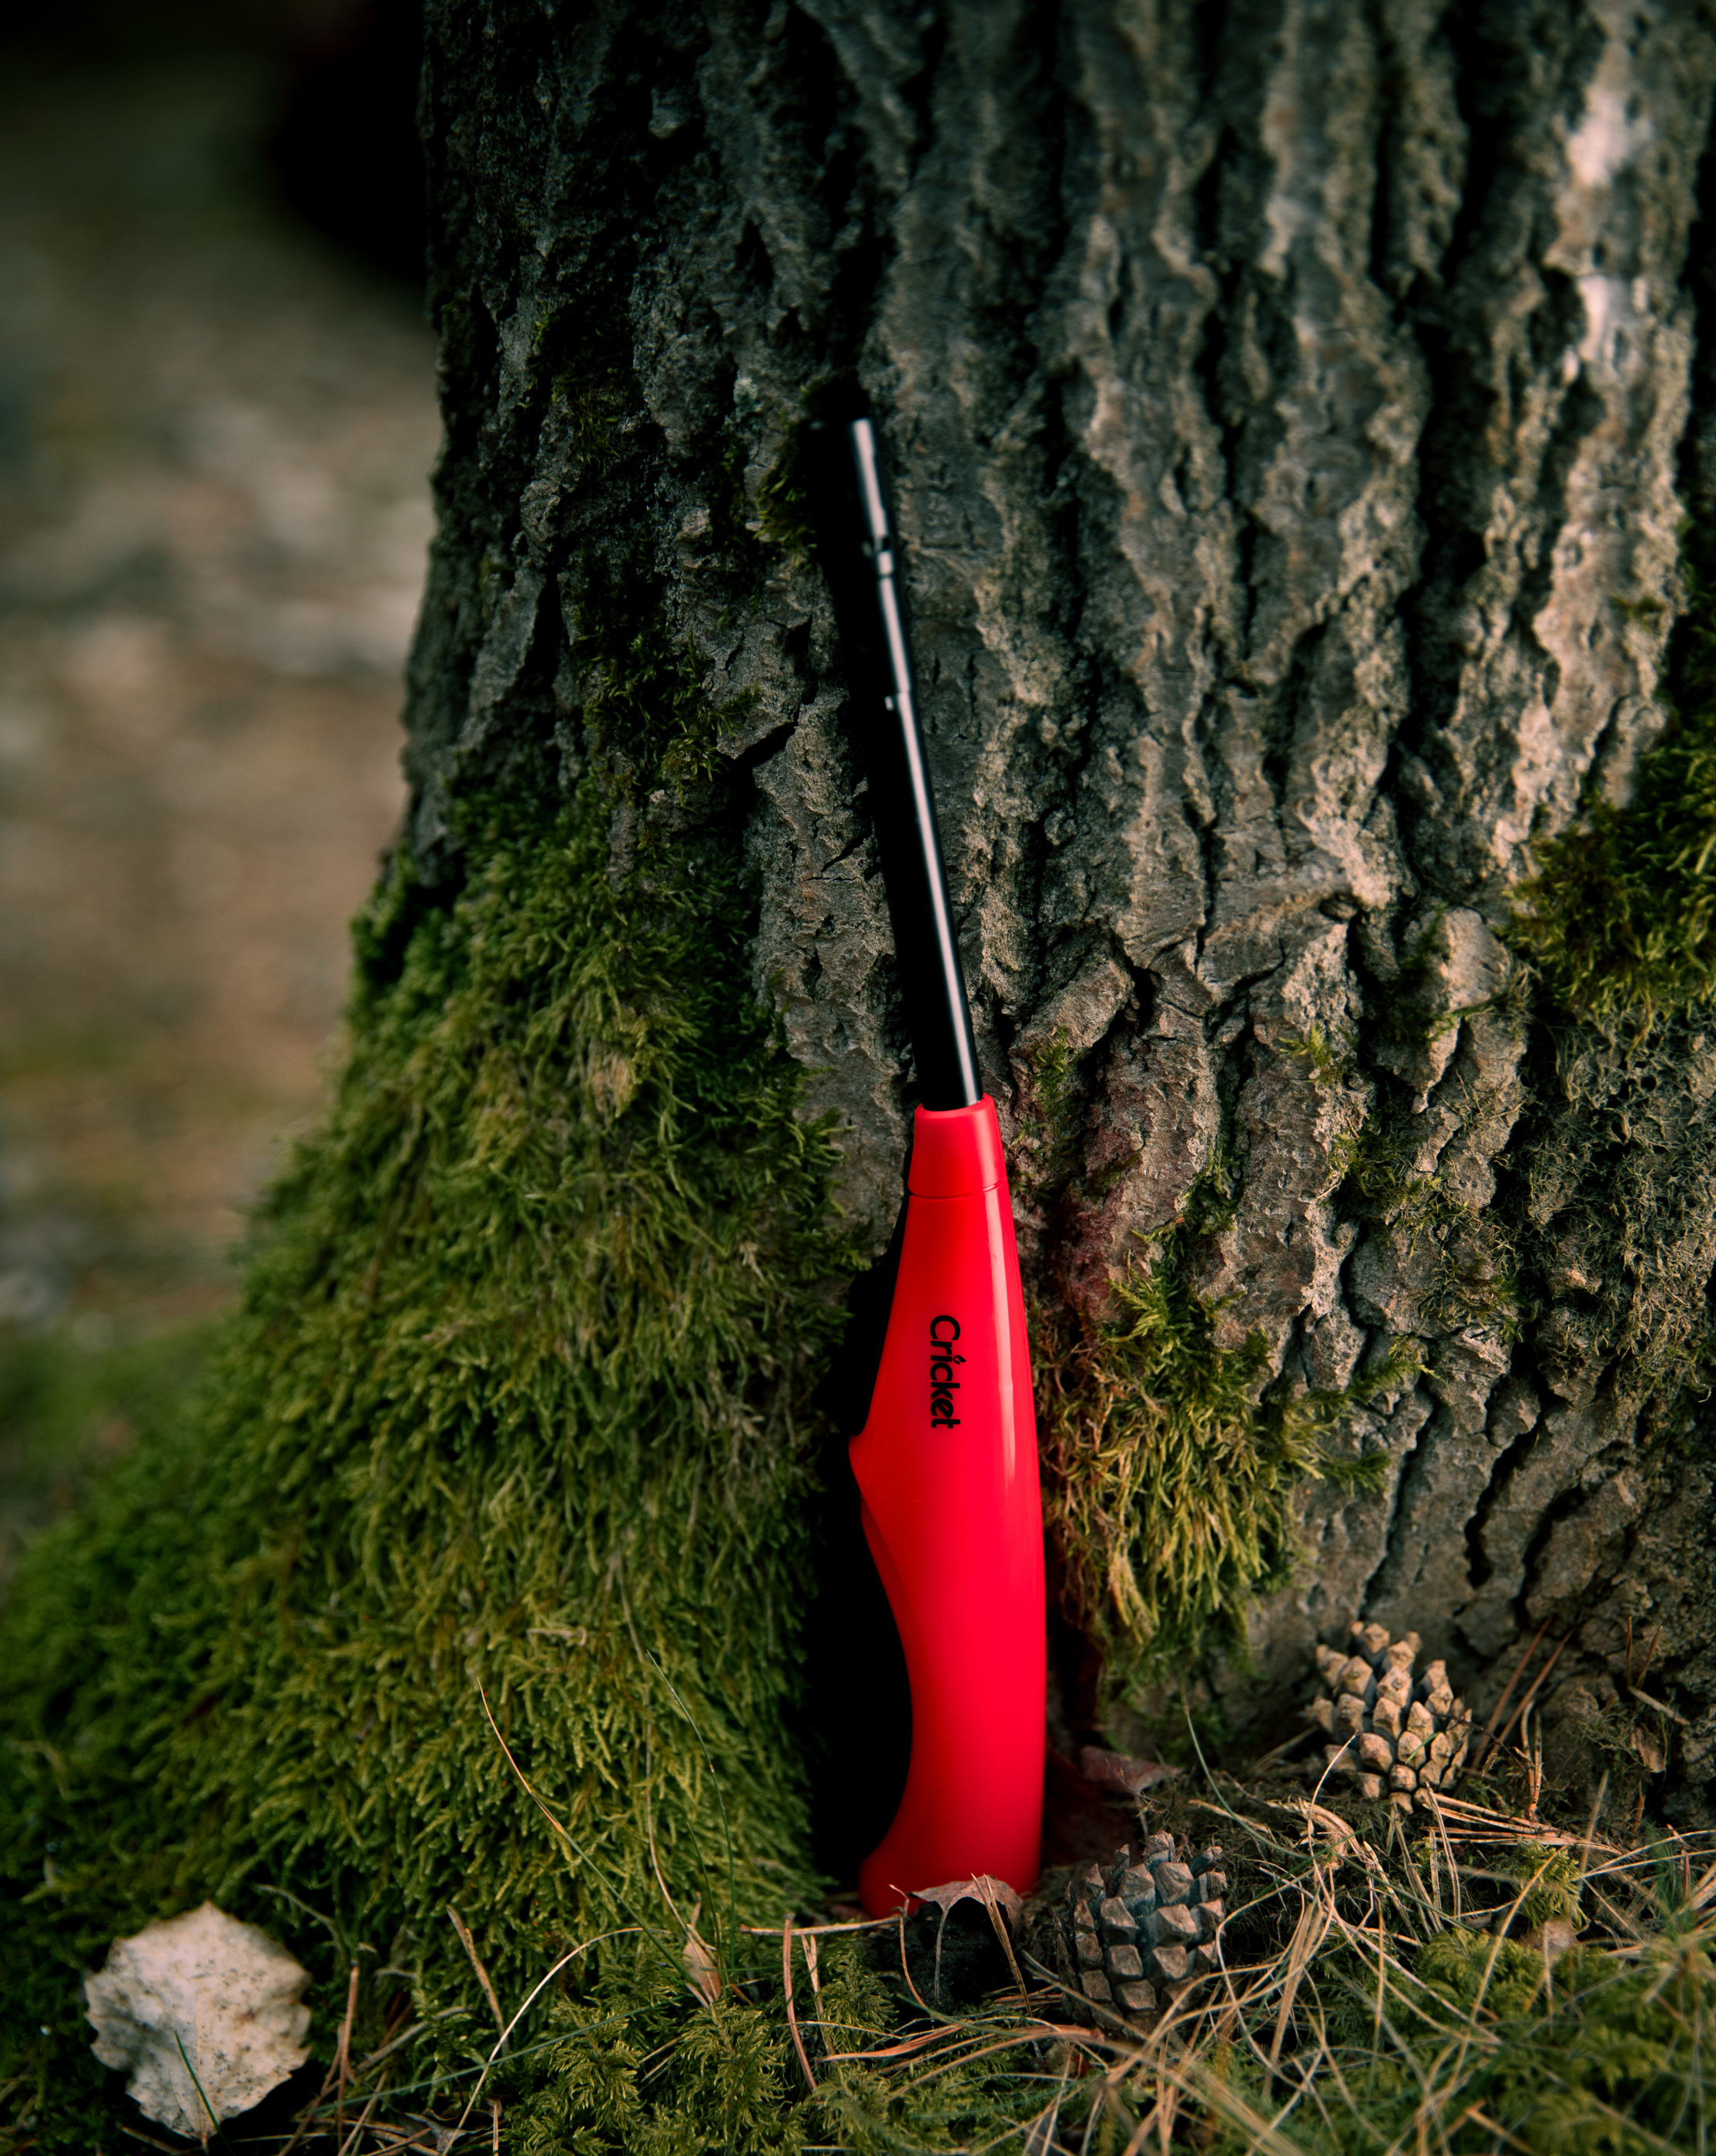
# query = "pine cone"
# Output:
<box><xmin>1056</xmin><ymin>1834</ymin><xmax>1225</xmax><ymax>2018</ymax></box>
<box><xmin>1306</xmin><ymin>1622</ymin><xmax>1474</xmax><ymax>1808</ymax></box>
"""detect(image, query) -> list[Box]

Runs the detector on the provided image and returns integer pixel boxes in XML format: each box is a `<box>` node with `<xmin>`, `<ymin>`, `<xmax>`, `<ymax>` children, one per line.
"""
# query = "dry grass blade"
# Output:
<box><xmin>1629</xmin><ymin>1685</ymin><xmax>1690</xmax><ymax>1725</ymax></box>
<box><xmin>278</xmin><ymin>2004</ymin><xmax>358</xmax><ymax>2156</ymax></box>
<box><xmin>894</xmin><ymin>2024</ymin><xmax>1087</xmax><ymax>2091</ymax></box>
<box><xmin>475</xmin><ymin>1682</ymin><xmax>573</xmax><ymax>1845</ymax></box>
<box><xmin>1022</xmin><ymin>2090</ymin><xmax>1066</xmax><ymax>2156</ymax></box>
<box><xmin>783</xmin><ymin>1916</ymin><xmax>816</xmax><ymax>2094</ymax></box>
<box><xmin>1456</xmin><ymin>2104</ymin><xmax>1533</xmax><ymax>2151</ymax></box>
<box><xmin>819</xmin><ymin>2026</ymin><xmax>965</xmax><ymax>2066</ymax></box>
<box><xmin>1154</xmin><ymin>2051</ymin><xmax>1305</xmax><ymax>2156</ymax></box>
<box><xmin>351</xmin><ymin>2009</ymin><xmax>468</xmax><ymax>2078</ymax></box>
<box><xmin>447</xmin><ymin>1908</ymin><xmax>505</xmax><ymax>2035</ymax></box>
<box><xmin>334</xmin><ymin>2089</ymin><xmax>379</xmax><ymax>2156</ymax></box>
<box><xmin>1269</xmin><ymin>1892</ymin><xmax>1330</xmax><ymax>2073</ymax></box>
<box><xmin>973</xmin><ymin>1875</ymin><xmax>1032</xmax><ymax>2003</ymax></box>
<box><xmin>1493</xmin><ymin>1632</ymin><xmax>1570</xmax><ymax>1757</ymax></box>
<box><xmin>1420</xmin><ymin>1790</ymin><xmax>1623</xmax><ymax>1853</ymax></box>
<box><xmin>1480</xmin><ymin>1618</ymin><xmax>1553</xmax><ymax>1747</ymax></box>
<box><xmin>443</xmin><ymin>1928</ymin><xmax>643</xmax><ymax>2148</ymax></box>
<box><xmin>740</xmin><ymin>1917</ymin><xmax>894</xmax><ymax>1937</ymax></box>
<box><xmin>334</xmin><ymin>1962</ymin><xmax>360</xmax><ymax>2150</ymax></box>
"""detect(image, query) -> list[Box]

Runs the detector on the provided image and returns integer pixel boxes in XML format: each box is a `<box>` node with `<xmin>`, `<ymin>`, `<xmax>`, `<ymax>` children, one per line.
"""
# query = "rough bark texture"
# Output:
<box><xmin>414</xmin><ymin>0</ymin><xmax>1716</xmax><ymax>1786</ymax></box>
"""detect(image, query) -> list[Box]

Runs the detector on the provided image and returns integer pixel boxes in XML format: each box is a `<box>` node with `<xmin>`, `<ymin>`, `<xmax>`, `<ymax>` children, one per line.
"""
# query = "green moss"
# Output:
<box><xmin>571</xmin><ymin>514</ymin><xmax>754</xmax><ymax>787</ymax></box>
<box><xmin>508</xmin><ymin>1957</ymin><xmax>818</xmax><ymax>2156</ymax></box>
<box><xmin>1510</xmin><ymin>567</ymin><xmax>1716</xmax><ymax>1021</ymax></box>
<box><xmin>0</xmin><ymin>1318</ymin><xmax>214</xmax><ymax>1573</ymax></box>
<box><xmin>1517</xmin><ymin>1005</ymin><xmax>1716</xmax><ymax>1400</ymax></box>
<box><xmin>1202</xmin><ymin>1825</ymin><xmax>1716</xmax><ymax>2156</ymax></box>
<box><xmin>502</xmin><ymin>1936</ymin><xmax>1055</xmax><ymax>2155</ymax></box>
<box><xmin>1016</xmin><ymin>1051</ymin><xmax>1403</xmax><ymax>1706</ymax></box>
<box><xmin>1279</xmin><ymin>1023</ymin><xmax>1356</xmax><ymax>1086</ymax></box>
<box><xmin>749</xmin><ymin>424</ymin><xmax>817</xmax><ymax>564</ymax></box>
<box><xmin>1336</xmin><ymin>1122</ymin><xmax>1523</xmax><ymax>1339</ymax></box>
<box><xmin>1010</xmin><ymin>1026</ymin><xmax>1081</xmax><ymax>1196</ymax></box>
<box><xmin>1038</xmin><ymin>1200</ymin><xmax>1397</xmax><ymax>1699</ymax></box>
<box><xmin>0</xmin><ymin>780</ymin><xmax>860</xmax><ymax>2144</ymax></box>
<box><xmin>0</xmin><ymin>310</ymin><xmax>871</xmax><ymax>2150</ymax></box>
<box><xmin>548</xmin><ymin>365</ymin><xmax>635</xmax><ymax>483</ymax></box>
<box><xmin>1228</xmin><ymin>1916</ymin><xmax>1716</xmax><ymax>2154</ymax></box>
<box><xmin>696</xmin><ymin>420</ymin><xmax>816</xmax><ymax>631</ymax></box>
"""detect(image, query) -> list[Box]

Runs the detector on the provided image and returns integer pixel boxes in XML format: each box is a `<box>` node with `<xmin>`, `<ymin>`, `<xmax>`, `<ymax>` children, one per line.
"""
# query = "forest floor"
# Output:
<box><xmin>0</xmin><ymin>28</ymin><xmax>434</xmax><ymax>1589</ymax></box>
<box><xmin>72</xmin><ymin>1746</ymin><xmax>1708</xmax><ymax>2156</ymax></box>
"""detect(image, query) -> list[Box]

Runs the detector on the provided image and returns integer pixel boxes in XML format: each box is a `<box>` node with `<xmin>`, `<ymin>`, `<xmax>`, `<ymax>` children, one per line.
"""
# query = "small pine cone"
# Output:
<box><xmin>1058</xmin><ymin>1836</ymin><xmax>1225</xmax><ymax>2020</ymax></box>
<box><xmin>1303</xmin><ymin>1621</ymin><xmax>1474</xmax><ymax>1810</ymax></box>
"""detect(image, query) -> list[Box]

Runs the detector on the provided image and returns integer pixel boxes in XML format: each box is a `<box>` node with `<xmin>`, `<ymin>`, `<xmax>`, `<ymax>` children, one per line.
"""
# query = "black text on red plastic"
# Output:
<box><xmin>930</xmin><ymin>1314</ymin><xmax>964</xmax><ymax>1428</ymax></box>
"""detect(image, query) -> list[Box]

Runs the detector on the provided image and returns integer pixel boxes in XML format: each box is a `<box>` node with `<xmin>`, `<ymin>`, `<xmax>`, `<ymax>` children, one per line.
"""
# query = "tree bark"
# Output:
<box><xmin>415</xmin><ymin>0</ymin><xmax>1716</xmax><ymax>1799</ymax></box>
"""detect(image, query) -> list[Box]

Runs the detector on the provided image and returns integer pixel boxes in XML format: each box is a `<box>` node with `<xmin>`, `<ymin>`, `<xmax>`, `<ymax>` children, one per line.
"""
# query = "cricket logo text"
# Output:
<box><xmin>930</xmin><ymin>1314</ymin><xmax>964</xmax><ymax>1428</ymax></box>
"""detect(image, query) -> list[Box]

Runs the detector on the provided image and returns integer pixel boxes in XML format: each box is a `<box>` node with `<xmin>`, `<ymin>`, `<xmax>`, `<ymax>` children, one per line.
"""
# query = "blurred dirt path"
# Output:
<box><xmin>0</xmin><ymin>45</ymin><xmax>436</xmax><ymax>1340</ymax></box>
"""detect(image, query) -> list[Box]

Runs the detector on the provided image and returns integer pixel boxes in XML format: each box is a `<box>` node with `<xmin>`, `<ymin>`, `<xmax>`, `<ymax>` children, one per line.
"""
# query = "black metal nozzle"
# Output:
<box><xmin>809</xmin><ymin>414</ymin><xmax>981</xmax><ymax>1112</ymax></box>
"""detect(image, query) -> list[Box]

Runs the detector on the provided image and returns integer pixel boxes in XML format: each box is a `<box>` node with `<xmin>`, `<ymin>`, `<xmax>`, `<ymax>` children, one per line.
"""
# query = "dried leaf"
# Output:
<box><xmin>682</xmin><ymin>1900</ymin><xmax>721</xmax><ymax>2006</ymax></box>
<box><xmin>1077</xmin><ymin>1746</ymin><xmax>1182</xmax><ymax>1794</ymax></box>
<box><xmin>1523</xmin><ymin>1917</ymin><xmax>1580</xmax><ymax>1964</ymax></box>
<box><xmin>1632</xmin><ymin>1723</ymin><xmax>1669</xmax><ymax>1774</ymax></box>
<box><xmin>85</xmin><ymin>1902</ymin><xmax>310</xmax><ymax>2143</ymax></box>
<box><xmin>913</xmin><ymin>1874</ymin><xmax>1025</xmax><ymax>1927</ymax></box>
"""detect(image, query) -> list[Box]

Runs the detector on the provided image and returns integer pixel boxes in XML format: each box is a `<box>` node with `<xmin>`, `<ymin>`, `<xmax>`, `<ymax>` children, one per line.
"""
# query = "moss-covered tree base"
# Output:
<box><xmin>0</xmin><ymin>788</ymin><xmax>860</xmax><ymax>2143</ymax></box>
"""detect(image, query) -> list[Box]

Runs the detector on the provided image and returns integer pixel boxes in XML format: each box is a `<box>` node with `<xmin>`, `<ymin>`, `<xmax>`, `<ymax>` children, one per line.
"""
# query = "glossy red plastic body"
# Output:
<box><xmin>852</xmin><ymin>1096</ymin><xmax>1045</xmax><ymax>1915</ymax></box>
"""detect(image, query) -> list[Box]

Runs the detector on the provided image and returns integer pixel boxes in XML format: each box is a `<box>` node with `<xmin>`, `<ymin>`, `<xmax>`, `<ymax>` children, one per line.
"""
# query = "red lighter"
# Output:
<box><xmin>816</xmin><ymin>417</ymin><xmax>1045</xmax><ymax>1914</ymax></box>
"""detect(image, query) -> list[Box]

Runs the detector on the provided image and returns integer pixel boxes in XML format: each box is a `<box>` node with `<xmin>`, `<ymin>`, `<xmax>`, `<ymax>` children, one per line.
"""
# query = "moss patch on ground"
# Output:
<box><xmin>1202</xmin><ymin>1816</ymin><xmax>1716</xmax><ymax>2156</ymax></box>
<box><xmin>18</xmin><ymin>1745</ymin><xmax>1708</xmax><ymax>2153</ymax></box>
<box><xmin>0</xmin><ymin>782</ymin><xmax>858</xmax><ymax>2146</ymax></box>
<box><xmin>0</xmin><ymin>1319</ymin><xmax>215</xmax><ymax>1593</ymax></box>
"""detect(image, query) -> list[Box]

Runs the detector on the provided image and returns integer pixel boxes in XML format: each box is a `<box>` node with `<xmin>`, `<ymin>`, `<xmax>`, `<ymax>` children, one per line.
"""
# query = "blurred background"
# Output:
<box><xmin>0</xmin><ymin>0</ymin><xmax>435</xmax><ymax>1578</ymax></box>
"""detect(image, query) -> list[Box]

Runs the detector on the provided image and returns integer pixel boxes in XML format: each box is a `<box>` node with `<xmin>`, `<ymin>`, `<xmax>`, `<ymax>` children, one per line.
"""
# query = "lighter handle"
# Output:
<box><xmin>848</xmin><ymin>1099</ymin><xmax>1045</xmax><ymax>1913</ymax></box>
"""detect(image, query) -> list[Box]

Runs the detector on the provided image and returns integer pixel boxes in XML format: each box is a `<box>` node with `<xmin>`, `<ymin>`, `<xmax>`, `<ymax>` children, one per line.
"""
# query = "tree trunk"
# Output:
<box><xmin>411</xmin><ymin>0</ymin><xmax>1716</xmax><ymax>1800</ymax></box>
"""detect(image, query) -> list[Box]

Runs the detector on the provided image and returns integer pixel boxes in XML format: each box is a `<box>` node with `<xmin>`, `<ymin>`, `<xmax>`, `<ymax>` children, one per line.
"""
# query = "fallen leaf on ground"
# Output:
<box><xmin>1078</xmin><ymin>1746</ymin><xmax>1182</xmax><ymax>1793</ymax></box>
<box><xmin>913</xmin><ymin>1876</ymin><xmax>1025</xmax><ymax>1926</ymax></box>
<box><xmin>85</xmin><ymin>1901</ymin><xmax>310</xmax><ymax>2142</ymax></box>
<box><xmin>682</xmin><ymin>1899</ymin><xmax>722</xmax><ymax>2005</ymax></box>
